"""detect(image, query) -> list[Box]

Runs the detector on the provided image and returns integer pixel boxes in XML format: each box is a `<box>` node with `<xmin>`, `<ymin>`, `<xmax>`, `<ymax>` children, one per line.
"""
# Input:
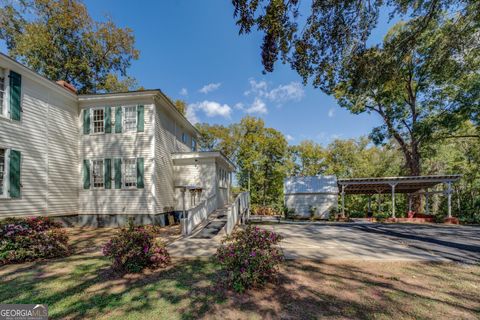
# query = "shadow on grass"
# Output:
<box><xmin>1</xmin><ymin>244</ymin><xmax>479</xmax><ymax>319</ymax></box>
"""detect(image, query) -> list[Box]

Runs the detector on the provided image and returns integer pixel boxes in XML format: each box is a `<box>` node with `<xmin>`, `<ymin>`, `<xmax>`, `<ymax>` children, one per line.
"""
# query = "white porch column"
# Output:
<box><xmin>425</xmin><ymin>192</ymin><xmax>430</xmax><ymax>215</ymax></box>
<box><xmin>447</xmin><ymin>182</ymin><xmax>452</xmax><ymax>218</ymax></box>
<box><xmin>390</xmin><ymin>183</ymin><xmax>397</xmax><ymax>218</ymax></box>
<box><xmin>408</xmin><ymin>194</ymin><xmax>412</xmax><ymax>212</ymax></box>
<box><xmin>341</xmin><ymin>184</ymin><xmax>346</xmax><ymax>218</ymax></box>
<box><xmin>368</xmin><ymin>195</ymin><xmax>371</xmax><ymax>215</ymax></box>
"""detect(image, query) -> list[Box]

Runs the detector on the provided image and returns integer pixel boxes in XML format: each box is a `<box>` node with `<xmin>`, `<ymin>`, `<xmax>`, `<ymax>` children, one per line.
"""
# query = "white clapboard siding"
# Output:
<box><xmin>0</xmin><ymin>72</ymin><xmax>78</xmax><ymax>218</ymax></box>
<box><xmin>285</xmin><ymin>194</ymin><xmax>338</xmax><ymax>218</ymax></box>
<box><xmin>78</xmin><ymin>102</ymin><xmax>155</xmax><ymax>215</ymax></box>
<box><xmin>153</xmin><ymin>100</ymin><xmax>196</xmax><ymax>214</ymax></box>
<box><xmin>173</xmin><ymin>160</ymin><xmax>216</xmax><ymax>211</ymax></box>
<box><xmin>47</xmin><ymin>93</ymin><xmax>79</xmax><ymax>215</ymax></box>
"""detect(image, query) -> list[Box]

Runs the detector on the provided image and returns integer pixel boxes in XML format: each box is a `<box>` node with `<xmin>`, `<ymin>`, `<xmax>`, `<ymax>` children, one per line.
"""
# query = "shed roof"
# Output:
<box><xmin>284</xmin><ymin>175</ymin><xmax>338</xmax><ymax>194</ymax></box>
<box><xmin>337</xmin><ymin>175</ymin><xmax>461</xmax><ymax>194</ymax></box>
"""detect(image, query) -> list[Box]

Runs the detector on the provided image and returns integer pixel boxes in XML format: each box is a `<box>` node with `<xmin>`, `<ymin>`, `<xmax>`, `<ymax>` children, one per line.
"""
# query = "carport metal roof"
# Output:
<box><xmin>337</xmin><ymin>175</ymin><xmax>461</xmax><ymax>195</ymax></box>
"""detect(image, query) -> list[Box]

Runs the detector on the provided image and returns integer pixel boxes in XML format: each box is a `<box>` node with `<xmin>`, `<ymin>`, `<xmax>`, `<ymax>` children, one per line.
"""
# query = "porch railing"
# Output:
<box><xmin>226</xmin><ymin>192</ymin><xmax>250</xmax><ymax>235</ymax></box>
<box><xmin>181</xmin><ymin>193</ymin><xmax>217</xmax><ymax>236</ymax></box>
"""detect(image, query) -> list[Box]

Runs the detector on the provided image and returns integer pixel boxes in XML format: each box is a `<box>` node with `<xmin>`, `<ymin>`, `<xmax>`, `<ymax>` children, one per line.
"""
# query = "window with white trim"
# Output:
<box><xmin>123</xmin><ymin>106</ymin><xmax>137</xmax><ymax>132</ymax></box>
<box><xmin>92</xmin><ymin>160</ymin><xmax>104</xmax><ymax>188</ymax></box>
<box><xmin>92</xmin><ymin>108</ymin><xmax>105</xmax><ymax>134</ymax></box>
<box><xmin>182</xmin><ymin>133</ymin><xmax>187</xmax><ymax>144</ymax></box>
<box><xmin>0</xmin><ymin>68</ymin><xmax>6</xmax><ymax>117</ymax></box>
<box><xmin>123</xmin><ymin>158</ymin><xmax>137</xmax><ymax>188</ymax></box>
<box><xmin>0</xmin><ymin>148</ymin><xmax>6</xmax><ymax>196</ymax></box>
<box><xmin>192</xmin><ymin>139</ymin><xmax>197</xmax><ymax>151</ymax></box>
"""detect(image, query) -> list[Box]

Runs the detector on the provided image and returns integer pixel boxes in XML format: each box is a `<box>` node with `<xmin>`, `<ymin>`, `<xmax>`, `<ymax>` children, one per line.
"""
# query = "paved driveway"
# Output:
<box><xmin>261</xmin><ymin>223</ymin><xmax>480</xmax><ymax>263</ymax></box>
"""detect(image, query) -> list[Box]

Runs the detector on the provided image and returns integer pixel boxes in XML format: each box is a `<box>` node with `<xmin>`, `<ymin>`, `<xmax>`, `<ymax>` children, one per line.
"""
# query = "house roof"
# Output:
<box><xmin>284</xmin><ymin>175</ymin><xmax>338</xmax><ymax>194</ymax></box>
<box><xmin>0</xmin><ymin>53</ymin><xmax>199</xmax><ymax>136</ymax></box>
<box><xmin>171</xmin><ymin>151</ymin><xmax>236</xmax><ymax>171</ymax></box>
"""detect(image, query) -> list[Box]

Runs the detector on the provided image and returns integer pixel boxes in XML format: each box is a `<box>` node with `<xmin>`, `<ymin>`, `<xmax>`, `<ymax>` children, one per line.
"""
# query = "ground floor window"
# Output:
<box><xmin>123</xmin><ymin>158</ymin><xmax>137</xmax><ymax>188</ymax></box>
<box><xmin>0</xmin><ymin>148</ymin><xmax>5</xmax><ymax>196</ymax></box>
<box><xmin>84</xmin><ymin>157</ymin><xmax>143</xmax><ymax>190</ymax></box>
<box><xmin>92</xmin><ymin>159</ymin><xmax>104</xmax><ymax>188</ymax></box>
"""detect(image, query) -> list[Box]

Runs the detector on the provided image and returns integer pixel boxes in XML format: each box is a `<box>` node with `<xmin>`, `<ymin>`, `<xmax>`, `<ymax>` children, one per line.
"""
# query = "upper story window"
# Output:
<box><xmin>0</xmin><ymin>68</ymin><xmax>5</xmax><ymax>117</ymax></box>
<box><xmin>0</xmin><ymin>148</ymin><xmax>5</xmax><ymax>196</ymax></box>
<box><xmin>92</xmin><ymin>159</ymin><xmax>104</xmax><ymax>188</ymax></box>
<box><xmin>123</xmin><ymin>106</ymin><xmax>137</xmax><ymax>132</ymax></box>
<box><xmin>83</xmin><ymin>105</ymin><xmax>144</xmax><ymax>135</ymax></box>
<box><xmin>192</xmin><ymin>139</ymin><xmax>197</xmax><ymax>151</ymax></box>
<box><xmin>182</xmin><ymin>133</ymin><xmax>188</xmax><ymax>144</ymax></box>
<box><xmin>92</xmin><ymin>108</ymin><xmax>105</xmax><ymax>134</ymax></box>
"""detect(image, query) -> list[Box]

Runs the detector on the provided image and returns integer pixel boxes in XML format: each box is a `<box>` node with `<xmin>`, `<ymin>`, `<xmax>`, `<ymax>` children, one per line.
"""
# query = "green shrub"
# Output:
<box><xmin>102</xmin><ymin>221</ymin><xmax>171</xmax><ymax>273</ymax></box>
<box><xmin>216</xmin><ymin>225</ymin><xmax>284</xmax><ymax>292</ymax></box>
<box><xmin>0</xmin><ymin>217</ymin><xmax>69</xmax><ymax>265</ymax></box>
<box><xmin>373</xmin><ymin>212</ymin><xmax>390</xmax><ymax>222</ymax></box>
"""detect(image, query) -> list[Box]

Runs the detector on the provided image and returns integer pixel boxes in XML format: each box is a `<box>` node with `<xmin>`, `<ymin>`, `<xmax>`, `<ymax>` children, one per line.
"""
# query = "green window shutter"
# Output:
<box><xmin>115</xmin><ymin>107</ymin><xmax>122</xmax><ymax>133</ymax></box>
<box><xmin>137</xmin><ymin>157</ymin><xmax>144</xmax><ymax>189</ymax></box>
<box><xmin>104</xmin><ymin>159</ymin><xmax>111</xmax><ymax>189</ymax></box>
<box><xmin>114</xmin><ymin>158</ymin><xmax>122</xmax><ymax>189</ymax></box>
<box><xmin>137</xmin><ymin>105</ymin><xmax>144</xmax><ymax>132</ymax></box>
<box><xmin>83</xmin><ymin>109</ymin><xmax>90</xmax><ymax>134</ymax></box>
<box><xmin>9</xmin><ymin>71</ymin><xmax>22</xmax><ymax>121</ymax></box>
<box><xmin>9</xmin><ymin>150</ymin><xmax>21</xmax><ymax>198</ymax></box>
<box><xmin>83</xmin><ymin>160</ymin><xmax>90</xmax><ymax>189</ymax></box>
<box><xmin>105</xmin><ymin>106</ymin><xmax>112</xmax><ymax>133</ymax></box>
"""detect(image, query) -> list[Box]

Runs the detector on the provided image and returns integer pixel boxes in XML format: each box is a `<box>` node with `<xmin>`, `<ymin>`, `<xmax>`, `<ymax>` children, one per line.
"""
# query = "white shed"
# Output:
<box><xmin>284</xmin><ymin>175</ymin><xmax>339</xmax><ymax>219</ymax></box>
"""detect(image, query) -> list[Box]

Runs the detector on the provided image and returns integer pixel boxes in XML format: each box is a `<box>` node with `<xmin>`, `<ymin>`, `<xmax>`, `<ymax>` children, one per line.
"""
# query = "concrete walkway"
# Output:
<box><xmin>168</xmin><ymin>222</ymin><xmax>480</xmax><ymax>263</ymax></box>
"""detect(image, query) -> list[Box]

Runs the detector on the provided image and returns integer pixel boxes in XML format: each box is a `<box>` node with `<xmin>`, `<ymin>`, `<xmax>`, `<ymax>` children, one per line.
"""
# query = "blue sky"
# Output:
<box><xmin>11</xmin><ymin>1</ymin><xmax>399</xmax><ymax>146</ymax></box>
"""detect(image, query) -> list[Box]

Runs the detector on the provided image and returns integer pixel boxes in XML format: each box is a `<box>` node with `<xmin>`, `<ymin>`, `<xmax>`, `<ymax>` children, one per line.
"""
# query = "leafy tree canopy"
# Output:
<box><xmin>334</xmin><ymin>17</ymin><xmax>479</xmax><ymax>175</ymax></box>
<box><xmin>232</xmin><ymin>0</ymin><xmax>479</xmax><ymax>90</ymax></box>
<box><xmin>0</xmin><ymin>0</ymin><xmax>140</xmax><ymax>93</ymax></box>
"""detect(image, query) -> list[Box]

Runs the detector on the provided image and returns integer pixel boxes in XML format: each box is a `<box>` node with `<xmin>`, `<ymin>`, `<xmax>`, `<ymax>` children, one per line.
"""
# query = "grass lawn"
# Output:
<box><xmin>0</xmin><ymin>227</ymin><xmax>479</xmax><ymax>319</ymax></box>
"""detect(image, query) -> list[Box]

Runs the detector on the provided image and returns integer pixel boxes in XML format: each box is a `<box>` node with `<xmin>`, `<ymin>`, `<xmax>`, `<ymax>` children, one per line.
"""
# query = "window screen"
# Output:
<box><xmin>124</xmin><ymin>158</ymin><xmax>137</xmax><ymax>188</ymax></box>
<box><xmin>93</xmin><ymin>108</ymin><xmax>105</xmax><ymax>133</ymax></box>
<box><xmin>92</xmin><ymin>160</ymin><xmax>104</xmax><ymax>188</ymax></box>
<box><xmin>123</xmin><ymin>106</ymin><xmax>137</xmax><ymax>132</ymax></box>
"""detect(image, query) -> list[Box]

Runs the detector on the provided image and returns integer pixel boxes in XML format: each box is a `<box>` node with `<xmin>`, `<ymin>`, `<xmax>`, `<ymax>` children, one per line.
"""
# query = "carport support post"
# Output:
<box><xmin>341</xmin><ymin>184</ymin><xmax>346</xmax><ymax>218</ymax></box>
<box><xmin>447</xmin><ymin>182</ymin><xmax>452</xmax><ymax>218</ymax></box>
<box><xmin>408</xmin><ymin>194</ymin><xmax>412</xmax><ymax>212</ymax></box>
<box><xmin>390</xmin><ymin>183</ymin><xmax>397</xmax><ymax>218</ymax></box>
<box><xmin>425</xmin><ymin>192</ymin><xmax>430</xmax><ymax>215</ymax></box>
<box><xmin>368</xmin><ymin>196</ymin><xmax>371</xmax><ymax>214</ymax></box>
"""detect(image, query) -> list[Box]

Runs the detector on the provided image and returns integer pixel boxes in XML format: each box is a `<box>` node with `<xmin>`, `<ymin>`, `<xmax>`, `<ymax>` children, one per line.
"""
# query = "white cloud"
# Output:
<box><xmin>241</xmin><ymin>79</ymin><xmax>305</xmax><ymax>114</ymax></box>
<box><xmin>179</xmin><ymin>88</ymin><xmax>188</xmax><ymax>96</ymax></box>
<box><xmin>234</xmin><ymin>102</ymin><xmax>245</xmax><ymax>110</ymax></box>
<box><xmin>244</xmin><ymin>79</ymin><xmax>268</xmax><ymax>96</ymax></box>
<box><xmin>244</xmin><ymin>79</ymin><xmax>305</xmax><ymax>103</ymax></box>
<box><xmin>266</xmin><ymin>82</ymin><xmax>305</xmax><ymax>102</ymax></box>
<box><xmin>245</xmin><ymin>98</ymin><xmax>267</xmax><ymax>114</ymax></box>
<box><xmin>199</xmin><ymin>82</ymin><xmax>221</xmax><ymax>94</ymax></box>
<box><xmin>328</xmin><ymin>108</ymin><xmax>335</xmax><ymax>118</ymax></box>
<box><xmin>286</xmin><ymin>134</ymin><xmax>295</xmax><ymax>141</ymax></box>
<box><xmin>187</xmin><ymin>100</ymin><xmax>232</xmax><ymax>124</ymax></box>
<box><xmin>186</xmin><ymin>106</ymin><xmax>199</xmax><ymax>124</ymax></box>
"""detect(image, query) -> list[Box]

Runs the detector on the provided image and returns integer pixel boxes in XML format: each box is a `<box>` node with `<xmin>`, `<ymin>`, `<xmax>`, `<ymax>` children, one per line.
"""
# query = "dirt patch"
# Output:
<box><xmin>66</xmin><ymin>224</ymin><xmax>181</xmax><ymax>255</ymax></box>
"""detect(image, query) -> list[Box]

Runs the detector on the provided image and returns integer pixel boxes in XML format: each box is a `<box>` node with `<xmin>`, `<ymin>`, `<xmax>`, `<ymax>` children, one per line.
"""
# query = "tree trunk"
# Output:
<box><xmin>407</xmin><ymin>143</ymin><xmax>422</xmax><ymax>213</ymax></box>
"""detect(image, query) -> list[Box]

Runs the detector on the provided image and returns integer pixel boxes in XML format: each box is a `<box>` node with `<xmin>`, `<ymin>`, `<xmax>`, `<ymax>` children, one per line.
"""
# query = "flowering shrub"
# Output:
<box><xmin>0</xmin><ymin>217</ymin><xmax>69</xmax><ymax>265</ymax></box>
<box><xmin>216</xmin><ymin>225</ymin><xmax>284</xmax><ymax>292</ymax></box>
<box><xmin>102</xmin><ymin>221</ymin><xmax>171</xmax><ymax>273</ymax></box>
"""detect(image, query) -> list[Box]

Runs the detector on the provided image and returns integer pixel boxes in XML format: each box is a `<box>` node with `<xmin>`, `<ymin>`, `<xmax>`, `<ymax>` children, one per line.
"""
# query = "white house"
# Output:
<box><xmin>0</xmin><ymin>53</ymin><xmax>234</xmax><ymax>226</ymax></box>
<box><xmin>284</xmin><ymin>175</ymin><xmax>338</xmax><ymax>219</ymax></box>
